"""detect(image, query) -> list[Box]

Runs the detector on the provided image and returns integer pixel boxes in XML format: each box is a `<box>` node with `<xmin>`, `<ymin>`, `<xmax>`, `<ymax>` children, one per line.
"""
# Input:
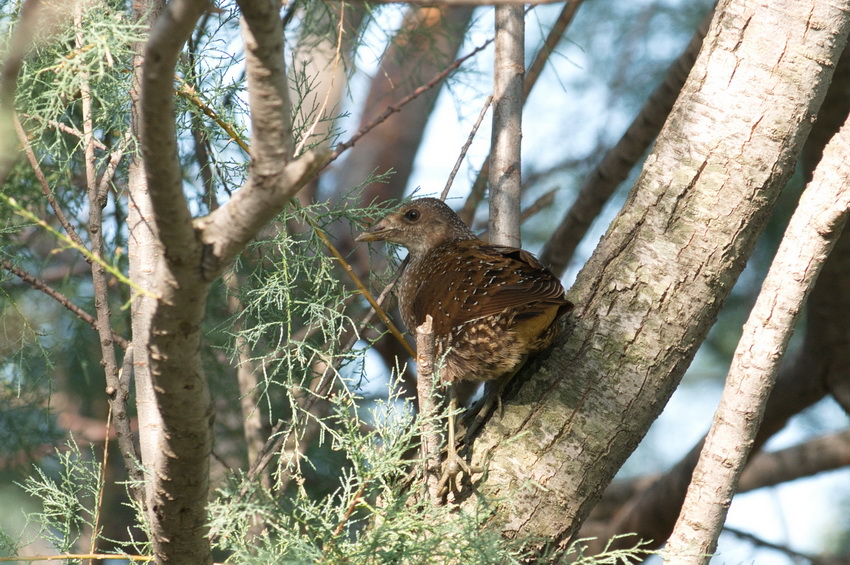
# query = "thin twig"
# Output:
<box><xmin>326</xmin><ymin>40</ymin><xmax>493</xmax><ymax>167</ymax></box>
<box><xmin>294</xmin><ymin>2</ymin><xmax>345</xmax><ymax>157</ymax></box>
<box><xmin>95</xmin><ymin>133</ymin><xmax>131</xmax><ymax>200</ymax></box>
<box><xmin>459</xmin><ymin>1</ymin><xmax>584</xmax><ymax>226</ymax></box>
<box><xmin>521</xmin><ymin>187</ymin><xmax>558</xmax><ymax>222</ymax></box>
<box><xmin>441</xmin><ymin>95</ymin><xmax>492</xmax><ymax>201</ymax></box>
<box><xmin>75</xmin><ymin>2</ymin><xmax>141</xmax><ymax>512</ymax></box>
<box><xmin>307</xmin><ymin>215</ymin><xmax>415</xmax><ymax>358</ymax></box>
<box><xmin>524</xmin><ymin>0</ymin><xmax>584</xmax><ymax>100</ymax></box>
<box><xmin>13</xmin><ymin>115</ymin><xmax>89</xmax><ymax>253</ymax></box>
<box><xmin>1</xmin><ymin>259</ymin><xmax>129</xmax><ymax>349</ymax></box>
<box><xmin>722</xmin><ymin>526</ymin><xmax>818</xmax><ymax>563</ymax></box>
<box><xmin>176</xmin><ymin>79</ymin><xmax>251</xmax><ymax>154</ymax></box>
<box><xmin>343</xmin><ymin>258</ymin><xmax>406</xmax><ymax>354</ymax></box>
<box><xmin>320</xmin><ymin>480</ymin><xmax>369</xmax><ymax>562</ymax></box>
<box><xmin>19</xmin><ymin>113</ymin><xmax>108</xmax><ymax>150</ymax></box>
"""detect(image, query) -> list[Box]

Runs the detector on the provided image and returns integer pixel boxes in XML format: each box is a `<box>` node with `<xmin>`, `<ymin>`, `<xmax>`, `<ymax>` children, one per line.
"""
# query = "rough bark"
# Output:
<box><xmin>137</xmin><ymin>0</ymin><xmax>332</xmax><ymax>559</ymax></box>
<box><xmin>140</xmin><ymin>0</ymin><xmax>215</xmax><ymax>561</ymax></box>
<box><xmin>582</xmin><ymin>36</ymin><xmax>850</xmax><ymax>553</ymax></box>
<box><xmin>458</xmin><ymin>0</ymin><xmax>850</xmax><ymax>552</ymax></box>
<box><xmin>665</xmin><ymin>98</ymin><xmax>850</xmax><ymax>564</ymax></box>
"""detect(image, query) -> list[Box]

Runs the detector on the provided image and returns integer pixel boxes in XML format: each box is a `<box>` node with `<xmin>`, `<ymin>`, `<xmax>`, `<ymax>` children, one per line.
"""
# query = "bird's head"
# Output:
<box><xmin>356</xmin><ymin>198</ymin><xmax>477</xmax><ymax>258</ymax></box>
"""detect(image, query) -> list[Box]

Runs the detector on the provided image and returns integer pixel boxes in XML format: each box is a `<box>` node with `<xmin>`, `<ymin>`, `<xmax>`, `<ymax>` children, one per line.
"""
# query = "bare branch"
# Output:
<box><xmin>723</xmin><ymin>526</ymin><xmax>819</xmax><ymax>563</ymax></box>
<box><xmin>235</xmin><ymin>0</ymin><xmax>293</xmax><ymax>161</ymax></box>
<box><xmin>222</xmin><ymin>270</ymin><xmax>269</xmax><ymax>488</ymax></box>
<box><xmin>195</xmin><ymin>149</ymin><xmax>329</xmax><ymax>278</ymax></box>
<box><xmin>666</xmin><ymin>106</ymin><xmax>850</xmax><ymax>564</ymax></box>
<box><xmin>140</xmin><ymin>0</ymin><xmax>208</xmax><ymax>256</ymax></box>
<box><xmin>139</xmin><ymin>0</ymin><xmax>214</xmax><ymax>562</ymax></box>
<box><xmin>416</xmin><ymin>315</ymin><xmax>442</xmax><ymax>501</ymax></box>
<box><xmin>740</xmin><ymin>429</ymin><xmax>850</xmax><ymax>492</ymax></box>
<box><xmin>1</xmin><ymin>259</ymin><xmax>129</xmax><ymax>349</ymax></box>
<box><xmin>459</xmin><ymin>0</ymin><xmax>585</xmax><ymax>225</ymax></box>
<box><xmin>488</xmin><ymin>5</ymin><xmax>524</xmax><ymax>247</ymax></box>
<box><xmin>441</xmin><ymin>95</ymin><xmax>492</xmax><ymax>200</ymax></box>
<box><xmin>328</xmin><ymin>40</ymin><xmax>492</xmax><ymax>166</ymax></box>
<box><xmin>524</xmin><ymin>0</ymin><xmax>584</xmax><ymax>100</ymax></box>
<box><xmin>13</xmin><ymin>116</ymin><xmax>88</xmax><ymax>252</ymax></box>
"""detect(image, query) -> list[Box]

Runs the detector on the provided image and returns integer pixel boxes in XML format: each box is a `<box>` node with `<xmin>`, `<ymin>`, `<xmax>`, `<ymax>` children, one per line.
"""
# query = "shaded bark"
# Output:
<box><xmin>137</xmin><ymin>0</ymin><xmax>324</xmax><ymax>559</ymax></box>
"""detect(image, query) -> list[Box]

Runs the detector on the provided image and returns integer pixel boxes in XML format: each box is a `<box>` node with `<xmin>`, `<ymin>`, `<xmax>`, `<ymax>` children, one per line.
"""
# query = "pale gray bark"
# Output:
<box><xmin>580</xmin><ymin>39</ymin><xmax>850</xmax><ymax>552</ymax></box>
<box><xmin>488</xmin><ymin>4</ymin><xmax>524</xmax><ymax>247</ymax></box>
<box><xmin>128</xmin><ymin>0</ymin><xmax>165</xmax><ymax>509</ymax></box>
<box><xmin>459</xmin><ymin>0</ymin><xmax>584</xmax><ymax>226</ymax></box>
<box><xmin>458</xmin><ymin>0</ymin><xmax>850</xmax><ymax>552</ymax></box>
<box><xmin>665</xmin><ymin>93</ymin><xmax>850</xmax><ymax>565</ymax></box>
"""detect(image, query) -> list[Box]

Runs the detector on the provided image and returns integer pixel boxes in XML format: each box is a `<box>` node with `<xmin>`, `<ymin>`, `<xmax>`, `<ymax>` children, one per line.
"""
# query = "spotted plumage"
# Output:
<box><xmin>357</xmin><ymin>198</ymin><xmax>572</xmax><ymax>393</ymax></box>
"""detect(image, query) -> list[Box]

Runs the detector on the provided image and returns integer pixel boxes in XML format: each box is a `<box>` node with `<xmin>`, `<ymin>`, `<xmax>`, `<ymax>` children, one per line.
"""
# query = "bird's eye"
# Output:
<box><xmin>404</xmin><ymin>209</ymin><xmax>420</xmax><ymax>222</ymax></box>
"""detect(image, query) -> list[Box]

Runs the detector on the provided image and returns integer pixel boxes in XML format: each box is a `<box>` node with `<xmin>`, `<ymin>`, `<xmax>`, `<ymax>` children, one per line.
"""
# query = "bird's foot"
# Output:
<box><xmin>436</xmin><ymin>448</ymin><xmax>482</xmax><ymax>500</ymax></box>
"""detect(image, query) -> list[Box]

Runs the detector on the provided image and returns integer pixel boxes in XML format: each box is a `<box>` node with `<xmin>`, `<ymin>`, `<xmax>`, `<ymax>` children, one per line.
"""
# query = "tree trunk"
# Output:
<box><xmin>460</xmin><ymin>0</ymin><xmax>850</xmax><ymax>553</ymax></box>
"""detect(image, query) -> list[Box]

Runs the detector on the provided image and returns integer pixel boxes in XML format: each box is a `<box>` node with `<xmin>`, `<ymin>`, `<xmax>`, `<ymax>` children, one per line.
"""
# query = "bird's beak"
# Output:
<box><xmin>355</xmin><ymin>219</ymin><xmax>390</xmax><ymax>242</ymax></box>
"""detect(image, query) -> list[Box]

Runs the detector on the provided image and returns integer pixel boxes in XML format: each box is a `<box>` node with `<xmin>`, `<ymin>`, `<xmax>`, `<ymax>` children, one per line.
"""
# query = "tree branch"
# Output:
<box><xmin>488</xmin><ymin>4</ymin><xmax>524</xmax><ymax>247</ymax></box>
<box><xmin>1</xmin><ymin>259</ymin><xmax>129</xmax><ymax>349</ymax></box>
<box><xmin>416</xmin><ymin>316</ymin><xmax>441</xmax><ymax>502</ymax></box>
<box><xmin>139</xmin><ymin>0</ymin><xmax>214</xmax><ymax>562</ymax></box>
<box><xmin>740</xmin><ymin>429</ymin><xmax>850</xmax><ymax>492</ymax></box>
<box><xmin>459</xmin><ymin>0</ymin><xmax>585</xmax><ymax>225</ymax></box>
<box><xmin>665</xmin><ymin>97</ymin><xmax>850</xmax><ymax>565</ymax></box>
<box><xmin>0</xmin><ymin>0</ymin><xmax>42</xmax><ymax>184</ymax></box>
<box><xmin>13</xmin><ymin>116</ymin><xmax>88</xmax><ymax>252</ymax></box>
<box><xmin>235</xmin><ymin>0</ymin><xmax>293</xmax><ymax>162</ymax></box>
<box><xmin>457</xmin><ymin>0</ymin><xmax>850</xmax><ymax>551</ymax></box>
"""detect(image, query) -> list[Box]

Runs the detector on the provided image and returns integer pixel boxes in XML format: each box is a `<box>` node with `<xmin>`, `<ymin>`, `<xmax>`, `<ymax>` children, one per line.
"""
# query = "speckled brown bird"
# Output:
<box><xmin>356</xmin><ymin>197</ymin><xmax>572</xmax><ymax>401</ymax></box>
<box><xmin>357</xmin><ymin>198</ymin><xmax>572</xmax><ymax>492</ymax></box>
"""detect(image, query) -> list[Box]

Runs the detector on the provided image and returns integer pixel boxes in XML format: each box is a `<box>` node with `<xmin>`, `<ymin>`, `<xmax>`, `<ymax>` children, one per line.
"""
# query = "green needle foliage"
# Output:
<box><xmin>17</xmin><ymin>438</ymin><xmax>102</xmax><ymax>557</ymax></box>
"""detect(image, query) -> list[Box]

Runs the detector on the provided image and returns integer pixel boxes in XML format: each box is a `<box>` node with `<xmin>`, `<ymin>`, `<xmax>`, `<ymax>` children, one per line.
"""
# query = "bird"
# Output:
<box><xmin>356</xmin><ymin>197</ymin><xmax>572</xmax><ymax>494</ymax></box>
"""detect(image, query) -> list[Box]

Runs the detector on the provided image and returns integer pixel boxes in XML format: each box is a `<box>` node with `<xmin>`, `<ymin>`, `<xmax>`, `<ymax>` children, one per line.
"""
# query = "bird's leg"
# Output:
<box><xmin>436</xmin><ymin>386</ymin><xmax>480</xmax><ymax>499</ymax></box>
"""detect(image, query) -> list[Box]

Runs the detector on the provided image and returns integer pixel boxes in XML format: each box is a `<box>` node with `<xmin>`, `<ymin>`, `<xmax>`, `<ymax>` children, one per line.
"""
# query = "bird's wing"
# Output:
<box><xmin>411</xmin><ymin>242</ymin><xmax>570</xmax><ymax>335</ymax></box>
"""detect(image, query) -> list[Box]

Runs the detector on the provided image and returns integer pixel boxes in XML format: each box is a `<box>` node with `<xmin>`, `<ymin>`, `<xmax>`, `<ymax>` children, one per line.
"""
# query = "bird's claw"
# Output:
<box><xmin>436</xmin><ymin>451</ymin><xmax>482</xmax><ymax>499</ymax></box>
